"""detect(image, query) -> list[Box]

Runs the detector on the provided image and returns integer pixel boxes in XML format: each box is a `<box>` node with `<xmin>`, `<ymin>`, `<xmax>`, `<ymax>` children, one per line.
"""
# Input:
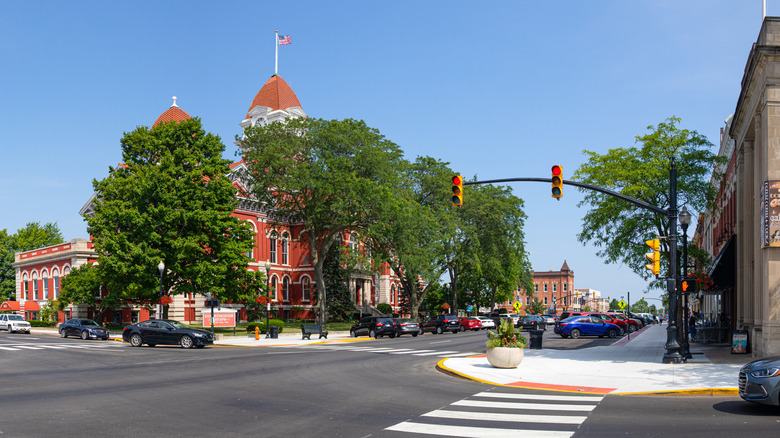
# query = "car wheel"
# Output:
<box><xmin>608</xmin><ymin>329</ymin><xmax>618</xmax><ymax>338</ymax></box>
<box><xmin>560</xmin><ymin>334</ymin><xmax>567</xmax><ymax>338</ymax></box>
<box><xmin>389</xmin><ymin>333</ymin><xmax>395</xmax><ymax>338</ymax></box>
<box><xmin>180</xmin><ymin>335</ymin><xmax>194</xmax><ymax>348</ymax></box>
<box><xmin>570</xmin><ymin>329</ymin><xmax>581</xmax><ymax>339</ymax></box>
<box><xmin>60</xmin><ymin>330</ymin><xmax>67</xmax><ymax>338</ymax></box>
<box><xmin>350</xmin><ymin>330</ymin><xmax>357</xmax><ymax>338</ymax></box>
<box><xmin>460</xmin><ymin>325</ymin><xmax>465</xmax><ymax>332</ymax></box>
<box><xmin>436</xmin><ymin>326</ymin><xmax>443</xmax><ymax>335</ymax></box>
<box><xmin>629</xmin><ymin>325</ymin><xmax>637</xmax><ymax>333</ymax></box>
<box><xmin>81</xmin><ymin>331</ymin><xmax>89</xmax><ymax>340</ymax></box>
<box><xmin>129</xmin><ymin>333</ymin><xmax>143</xmax><ymax>347</ymax></box>
<box><xmin>369</xmin><ymin>329</ymin><xmax>377</xmax><ymax>338</ymax></box>
<box><xmin>412</xmin><ymin>333</ymin><xmax>418</xmax><ymax>337</ymax></box>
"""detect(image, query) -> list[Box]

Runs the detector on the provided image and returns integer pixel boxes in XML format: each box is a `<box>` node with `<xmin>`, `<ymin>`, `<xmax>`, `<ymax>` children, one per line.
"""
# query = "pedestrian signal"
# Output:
<box><xmin>452</xmin><ymin>175</ymin><xmax>463</xmax><ymax>206</ymax></box>
<box><xmin>551</xmin><ymin>165</ymin><xmax>563</xmax><ymax>199</ymax></box>
<box><xmin>680</xmin><ymin>278</ymin><xmax>698</xmax><ymax>293</ymax></box>
<box><xmin>645</xmin><ymin>238</ymin><xmax>660</xmax><ymax>276</ymax></box>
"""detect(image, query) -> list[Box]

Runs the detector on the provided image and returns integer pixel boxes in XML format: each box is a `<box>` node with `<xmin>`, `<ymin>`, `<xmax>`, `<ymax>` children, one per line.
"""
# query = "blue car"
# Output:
<box><xmin>554</xmin><ymin>315</ymin><xmax>620</xmax><ymax>339</ymax></box>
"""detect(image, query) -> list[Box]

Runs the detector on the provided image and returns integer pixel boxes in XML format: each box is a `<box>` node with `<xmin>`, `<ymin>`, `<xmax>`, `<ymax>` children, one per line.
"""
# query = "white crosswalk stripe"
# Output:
<box><xmin>384</xmin><ymin>390</ymin><xmax>604</xmax><ymax>437</ymax></box>
<box><xmin>0</xmin><ymin>342</ymin><xmax>125</xmax><ymax>353</ymax></box>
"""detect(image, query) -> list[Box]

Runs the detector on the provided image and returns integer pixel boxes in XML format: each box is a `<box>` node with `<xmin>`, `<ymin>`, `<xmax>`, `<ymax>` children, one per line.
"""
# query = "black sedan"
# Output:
<box><xmin>517</xmin><ymin>315</ymin><xmax>547</xmax><ymax>331</ymax></box>
<box><xmin>350</xmin><ymin>316</ymin><xmax>397</xmax><ymax>338</ymax></box>
<box><xmin>59</xmin><ymin>318</ymin><xmax>110</xmax><ymax>340</ymax></box>
<box><xmin>394</xmin><ymin>318</ymin><xmax>420</xmax><ymax>337</ymax></box>
<box><xmin>122</xmin><ymin>319</ymin><xmax>214</xmax><ymax>348</ymax></box>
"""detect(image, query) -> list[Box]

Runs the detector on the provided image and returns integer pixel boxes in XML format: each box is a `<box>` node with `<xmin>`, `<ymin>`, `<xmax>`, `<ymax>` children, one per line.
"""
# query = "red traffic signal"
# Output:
<box><xmin>551</xmin><ymin>165</ymin><xmax>563</xmax><ymax>199</ymax></box>
<box><xmin>452</xmin><ymin>175</ymin><xmax>463</xmax><ymax>206</ymax></box>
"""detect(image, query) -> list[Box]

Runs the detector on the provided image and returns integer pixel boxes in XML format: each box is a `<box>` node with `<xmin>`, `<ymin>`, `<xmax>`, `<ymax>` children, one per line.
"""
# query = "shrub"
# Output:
<box><xmin>246</xmin><ymin>319</ymin><xmax>285</xmax><ymax>334</ymax></box>
<box><xmin>28</xmin><ymin>320</ymin><xmax>57</xmax><ymax>328</ymax></box>
<box><xmin>486</xmin><ymin>319</ymin><xmax>527</xmax><ymax>349</ymax></box>
<box><xmin>376</xmin><ymin>303</ymin><xmax>393</xmax><ymax>315</ymax></box>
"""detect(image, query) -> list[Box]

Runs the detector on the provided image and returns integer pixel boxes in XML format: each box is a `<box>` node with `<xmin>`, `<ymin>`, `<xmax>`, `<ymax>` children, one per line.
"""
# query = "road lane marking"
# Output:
<box><xmin>452</xmin><ymin>400</ymin><xmax>597</xmax><ymax>411</ymax></box>
<box><xmin>422</xmin><ymin>409</ymin><xmax>588</xmax><ymax>424</ymax></box>
<box><xmin>385</xmin><ymin>422</ymin><xmax>574</xmax><ymax>438</ymax></box>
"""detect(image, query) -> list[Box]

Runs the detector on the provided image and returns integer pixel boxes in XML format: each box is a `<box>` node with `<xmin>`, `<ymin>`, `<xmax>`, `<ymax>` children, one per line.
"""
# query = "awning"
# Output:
<box><xmin>706</xmin><ymin>235</ymin><xmax>736</xmax><ymax>294</ymax></box>
<box><xmin>22</xmin><ymin>301</ymin><xmax>40</xmax><ymax>311</ymax></box>
<box><xmin>0</xmin><ymin>301</ymin><xmax>20</xmax><ymax>311</ymax></box>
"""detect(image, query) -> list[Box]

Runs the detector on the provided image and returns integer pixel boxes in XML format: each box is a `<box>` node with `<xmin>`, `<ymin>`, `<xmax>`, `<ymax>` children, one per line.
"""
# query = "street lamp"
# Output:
<box><xmin>679</xmin><ymin>206</ymin><xmax>692</xmax><ymax>359</ymax></box>
<box><xmin>157</xmin><ymin>261</ymin><xmax>165</xmax><ymax>320</ymax></box>
<box><xmin>265</xmin><ymin>260</ymin><xmax>271</xmax><ymax>339</ymax></box>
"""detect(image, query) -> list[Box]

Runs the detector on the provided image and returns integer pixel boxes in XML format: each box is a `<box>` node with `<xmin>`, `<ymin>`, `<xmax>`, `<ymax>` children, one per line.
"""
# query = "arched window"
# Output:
<box><xmin>349</xmin><ymin>234</ymin><xmax>357</xmax><ymax>251</ymax></box>
<box><xmin>52</xmin><ymin>268</ymin><xmax>60</xmax><ymax>300</ymax></box>
<box><xmin>271</xmin><ymin>277</ymin><xmax>278</xmax><ymax>301</ymax></box>
<box><xmin>269</xmin><ymin>236</ymin><xmax>277</xmax><ymax>264</ymax></box>
<box><xmin>245</xmin><ymin>221</ymin><xmax>256</xmax><ymax>259</ymax></box>
<box><xmin>391</xmin><ymin>285</ymin><xmax>396</xmax><ymax>305</ymax></box>
<box><xmin>283</xmin><ymin>277</ymin><xmax>290</xmax><ymax>302</ymax></box>
<box><xmin>32</xmin><ymin>272</ymin><xmax>39</xmax><ymax>300</ymax></box>
<box><xmin>281</xmin><ymin>233</ymin><xmax>289</xmax><ymax>265</ymax></box>
<box><xmin>42</xmin><ymin>270</ymin><xmax>49</xmax><ymax>300</ymax></box>
<box><xmin>302</xmin><ymin>277</ymin><xmax>310</xmax><ymax>301</ymax></box>
<box><xmin>22</xmin><ymin>273</ymin><xmax>29</xmax><ymax>300</ymax></box>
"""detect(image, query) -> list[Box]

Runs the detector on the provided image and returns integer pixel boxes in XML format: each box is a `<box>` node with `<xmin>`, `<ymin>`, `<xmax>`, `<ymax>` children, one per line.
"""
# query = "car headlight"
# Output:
<box><xmin>750</xmin><ymin>367</ymin><xmax>780</xmax><ymax>378</ymax></box>
<box><xmin>192</xmin><ymin>332</ymin><xmax>206</xmax><ymax>337</ymax></box>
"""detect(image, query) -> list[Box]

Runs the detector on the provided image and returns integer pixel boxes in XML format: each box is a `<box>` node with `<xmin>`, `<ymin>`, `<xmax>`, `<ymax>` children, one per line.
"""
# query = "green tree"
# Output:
<box><xmin>0</xmin><ymin>223</ymin><xmax>64</xmax><ymax>302</ymax></box>
<box><xmin>631</xmin><ymin>299</ymin><xmax>650</xmax><ymax>313</ymax></box>
<box><xmin>240</xmin><ymin>118</ymin><xmax>404</xmax><ymax>324</ymax></box>
<box><xmin>609</xmin><ymin>298</ymin><xmax>621</xmax><ymax>311</ymax></box>
<box><xmin>58</xmin><ymin>263</ymin><xmax>109</xmax><ymax>321</ymax></box>
<box><xmin>573</xmin><ymin>117</ymin><xmax>722</xmax><ymax>288</ymax></box>
<box><xmin>320</xmin><ymin>242</ymin><xmax>356</xmax><ymax>321</ymax></box>
<box><xmin>526</xmin><ymin>298</ymin><xmax>546</xmax><ymax>315</ymax></box>
<box><xmin>87</xmin><ymin>118</ymin><xmax>256</xmax><ymax>311</ymax></box>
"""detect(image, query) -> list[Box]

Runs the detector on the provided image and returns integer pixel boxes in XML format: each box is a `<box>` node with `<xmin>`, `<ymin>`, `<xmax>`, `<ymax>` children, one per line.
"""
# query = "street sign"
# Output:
<box><xmin>513</xmin><ymin>301</ymin><xmax>522</xmax><ymax>311</ymax></box>
<box><xmin>618</xmin><ymin>300</ymin><xmax>627</xmax><ymax>310</ymax></box>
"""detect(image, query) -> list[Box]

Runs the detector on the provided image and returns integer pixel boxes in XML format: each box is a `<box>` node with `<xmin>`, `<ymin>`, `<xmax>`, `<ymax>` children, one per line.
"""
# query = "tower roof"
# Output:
<box><xmin>561</xmin><ymin>260</ymin><xmax>571</xmax><ymax>272</ymax></box>
<box><xmin>246</xmin><ymin>75</ymin><xmax>302</xmax><ymax>118</ymax></box>
<box><xmin>153</xmin><ymin>96</ymin><xmax>192</xmax><ymax>128</ymax></box>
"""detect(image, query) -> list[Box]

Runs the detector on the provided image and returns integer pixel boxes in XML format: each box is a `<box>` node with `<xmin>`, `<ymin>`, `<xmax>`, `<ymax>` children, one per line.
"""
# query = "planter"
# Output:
<box><xmin>486</xmin><ymin>346</ymin><xmax>524</xmax><ymax>369</ymax></box>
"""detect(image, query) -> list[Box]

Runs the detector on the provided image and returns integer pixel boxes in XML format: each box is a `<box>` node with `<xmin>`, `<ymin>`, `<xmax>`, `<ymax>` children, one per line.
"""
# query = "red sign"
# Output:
<box><xmin>202</xmin><ymin>310</ymin><xmax>237</xmax><ymax>328</ymax></box>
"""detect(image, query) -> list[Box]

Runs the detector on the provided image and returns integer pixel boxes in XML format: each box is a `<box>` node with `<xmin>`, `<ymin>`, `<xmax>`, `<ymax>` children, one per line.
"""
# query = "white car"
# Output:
<box><xmin>476</xmin><ymin>316</ymin><xmax>496</xmax><ymax>330</ymax></box>
<box><xmin>0</xmin><ymin>314</ymin><xmax>32</xmax><ymax>334</ymax></box>
<box><xmin>500</xmin><ymin>313</ymin><xmax>521</xmax><ymax>326</ymax></box>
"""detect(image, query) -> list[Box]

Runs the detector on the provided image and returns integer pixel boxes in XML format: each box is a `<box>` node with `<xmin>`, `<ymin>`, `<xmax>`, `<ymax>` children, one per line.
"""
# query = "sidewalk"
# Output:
<box><xmin>438</xmin><ymin>324</ymin><xmax>746</xmax><ymax>395</ymax></box>
<box><xmin>213</xmin><ymin>330</ymin><xmax>361</xmax><ymax>347</ymax></box>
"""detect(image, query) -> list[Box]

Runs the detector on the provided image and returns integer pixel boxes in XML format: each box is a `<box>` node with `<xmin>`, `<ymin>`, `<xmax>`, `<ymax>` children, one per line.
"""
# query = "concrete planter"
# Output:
<box><xmin>486</xmin><ymin>346</ymin><xmax>524</xmax><ymax>369</ymax></box>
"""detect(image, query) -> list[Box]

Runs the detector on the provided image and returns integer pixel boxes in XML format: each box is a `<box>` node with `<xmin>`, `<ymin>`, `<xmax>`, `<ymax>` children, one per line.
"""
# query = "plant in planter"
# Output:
<box><xmin>486</xmin><ymin>318</ymin><xmax>528</xmax><ymax>368</ymax></box>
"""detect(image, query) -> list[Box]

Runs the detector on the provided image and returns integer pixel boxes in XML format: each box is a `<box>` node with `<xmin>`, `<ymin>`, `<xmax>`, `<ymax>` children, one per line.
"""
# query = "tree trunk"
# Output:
<box><xmin>310</xmin><ymin>232</ymin><xmax>327</xmax><ymax>326</ymax></box>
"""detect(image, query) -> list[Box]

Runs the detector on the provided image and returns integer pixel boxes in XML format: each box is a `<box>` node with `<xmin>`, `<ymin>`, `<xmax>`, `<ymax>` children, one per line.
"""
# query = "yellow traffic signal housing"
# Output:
<box><xmin>452</xmin><ymin>175</ymin><xmax>463</xmax><ymax>206</ymax></box>
<box><xmin>645</xmin><ymin>238</ymin><xmax>660</xmax><ymax>275</ymax></box>
<box><xmin>551</xmin><ymin>165</ymin><xmax>563</xmax><ymax>199</ymax></box>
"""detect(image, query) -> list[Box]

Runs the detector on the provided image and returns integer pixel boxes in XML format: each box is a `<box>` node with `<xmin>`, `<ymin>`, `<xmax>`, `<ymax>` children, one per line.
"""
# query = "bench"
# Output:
<box><xmin>301</xmin><ymin>324</ymin><xmax>328</xmax><ymax>340</ymax></box>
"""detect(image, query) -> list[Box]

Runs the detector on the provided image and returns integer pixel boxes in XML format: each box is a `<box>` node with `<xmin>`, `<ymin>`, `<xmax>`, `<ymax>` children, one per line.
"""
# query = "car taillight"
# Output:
<box><xmin>376</xmin><ymin>323</ymin><xmax>383</xmax><ymax>327</ymax></box>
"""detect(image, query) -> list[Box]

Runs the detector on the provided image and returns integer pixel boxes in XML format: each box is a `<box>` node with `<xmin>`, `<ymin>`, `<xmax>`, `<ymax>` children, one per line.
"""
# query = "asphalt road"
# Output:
<box><xmin>1</xmin><ymin>328</ymin><xmax>774</xmax><ymax>437</ymax></box>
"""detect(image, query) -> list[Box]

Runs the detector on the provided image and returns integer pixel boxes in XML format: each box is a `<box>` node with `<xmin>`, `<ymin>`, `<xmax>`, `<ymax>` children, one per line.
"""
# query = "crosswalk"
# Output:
<box><xmin>313</xmin><ymin>344</ymin><xmax>481</xmax><ymax>358</ymax></box>
<box><xmin>0</xmin><ymin>342</ymin><xmax>126</xmax><ymax>352</ymax></box>
<box><xmin>384</xmin><ymin>390</ymin><xmax>603</xmax><ymax>437</ymax></box>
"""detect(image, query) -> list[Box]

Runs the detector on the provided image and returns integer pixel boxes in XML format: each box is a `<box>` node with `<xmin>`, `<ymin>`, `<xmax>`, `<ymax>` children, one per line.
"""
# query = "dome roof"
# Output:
<box><xmin>246</xmin><ymin>75</ymin><xmax>302</xmax><ymax>118</ymax></box>
<box><xmin>153</xmin><ymin>96</ymin><xmax>192</xmax><ymax>128</ymax></box>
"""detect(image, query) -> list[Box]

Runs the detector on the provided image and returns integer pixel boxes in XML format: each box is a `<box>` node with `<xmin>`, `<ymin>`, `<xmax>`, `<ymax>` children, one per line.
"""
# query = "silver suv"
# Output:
<box><xmin>0</xmin><ymin>314</ymin><xmax>32</xmax><ymax>334</ymax></box>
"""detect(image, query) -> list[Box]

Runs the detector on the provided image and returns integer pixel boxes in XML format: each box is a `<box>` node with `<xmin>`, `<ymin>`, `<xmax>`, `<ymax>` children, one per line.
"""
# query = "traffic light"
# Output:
<box><xmin>680</xmin><ymin>278</ymin><xmax>698</xmax><ymax>293</ymax></box>
<box><xmin>645</xmin><ymin>238</ymin><xmax>660</xmax><ymax>275</ymax></box>
<box><xmin>551</xmin><ymin>165</ymin><xmax>563</xmax><ymax>199</ymax></box>
<box><xmin>452</xmin><ymin>175</ymin><xmax>463</xmax><ymax>206</ymax></box>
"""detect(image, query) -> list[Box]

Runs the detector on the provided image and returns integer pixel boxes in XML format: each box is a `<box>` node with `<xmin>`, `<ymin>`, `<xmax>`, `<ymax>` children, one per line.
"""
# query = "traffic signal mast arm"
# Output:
<box><xmin>464</xmin><ymin>177</ymin><xmax>667</xmax><ymax>215</ymax></box>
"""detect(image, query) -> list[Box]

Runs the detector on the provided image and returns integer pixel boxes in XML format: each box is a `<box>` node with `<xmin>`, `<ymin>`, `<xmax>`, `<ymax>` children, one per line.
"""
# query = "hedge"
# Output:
<box><xmin>246</xmin><ymin>319</ymin><xmax>285</xmax><ymax>334</ymax></box>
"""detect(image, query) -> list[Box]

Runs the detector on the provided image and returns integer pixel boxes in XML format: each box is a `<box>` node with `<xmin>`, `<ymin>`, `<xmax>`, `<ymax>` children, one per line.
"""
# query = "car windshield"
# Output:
<box><xmin>376</xmin><ymin>318</ymin><xmax>394</xmax><ymax>324</ymax></box>
<box><xmin>81</xmin><ymin>320</ymin><xmax>99</xmax><ymax>326</ymax></box>
<box><xmin>8</xmin><ymin>315</ymin><xmax>25</xmax><ymax>321</ymax></box>
<box><xmin>396</xmin><ymin>318</ymin><xmax>413</xmax><ymax>323</ymax></box>
<box><xmin>519</xmin><ymin>316</ymin><xmax>533</xmax><ymax>321</ymax></box>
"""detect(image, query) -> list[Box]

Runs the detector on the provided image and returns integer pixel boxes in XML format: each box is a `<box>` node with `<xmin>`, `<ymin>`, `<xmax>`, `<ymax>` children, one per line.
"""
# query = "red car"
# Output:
<box><xmin>458</xmin><ymin>316</ymin><xmax>483</xmax><ymax>332</ymax></box>
<box><xmin>606</xmin><ymin>313</ymin><xmax>641</xmax><ymax>333</ymax></box>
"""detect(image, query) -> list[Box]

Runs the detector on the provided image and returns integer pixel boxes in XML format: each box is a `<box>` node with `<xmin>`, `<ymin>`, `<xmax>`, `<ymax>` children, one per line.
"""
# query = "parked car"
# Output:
<box><xmin>554</xmin><ymin>315</ymin><xmax>620</xmax><ymax>339</ymax></box>
<box><xmin>421</xmin><ymin>314</ymin><xmax>461</xmax><ymax>334</ymax></box>
<box><xmin>607</xmin><ymin>312</ymin><xmax>641</xmax><ymax>333</ymax></box>
<box><xmin>122</xmin><ymin>319</ymin><xmax>214</xmax><ymax>348</ymax></box>
<box><xmin>0</xmin><ymin>314</ymin><xmax>31</xmax><ymax>334</ymax></box>
<box><xmin>394</xmin><ymin>318</ymin><xmax>420</xmax><ymax>337</ymax></box>
<box><xmin>350</xmin><ymin>316</ymin><xmax>397</xmax><ymax>338</ymax></box>
<box><xmin>589</xmin><ymin>312</ymin><xmax>629</xmax><ymax>335</ymax></box>
<box><xmin>500</xmin><ymin>313</ymin><xmax>521</xmax><ymax>327</ymax></box>
<box><xmin>517</xmin><ymin>315</ymin><xmax>547</xmax><ymax>331</ymax></box>
<box><xmin>59</xmin><ymin>318</ymin><xmax>110</xmax><ymax>340</ymax></box>
<box><xmin>541</xmin><ymin>314</ymin><xmax>558</xmax><ymax>325</ymax></box>
<box><xmin>739</xmin><ymin>355</ymin><xmax>780</xmax><ymax>407</ymax></box>
<box><xmin>475</xmin><ymin>316</ymin><xmax>496</xmax><ymax>330</ymax></box>
<box><xmin>458</xmin><ymin>316</ymin><xmax>482</xmax><ymax>332</ymax></box>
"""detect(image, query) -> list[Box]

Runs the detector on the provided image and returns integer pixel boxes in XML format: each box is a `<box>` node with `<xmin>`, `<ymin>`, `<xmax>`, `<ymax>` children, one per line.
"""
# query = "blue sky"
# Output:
<box><xmin>0</xmin><ymin>1</ymin><xmax>770</xmax><ymax>306</ymax></box>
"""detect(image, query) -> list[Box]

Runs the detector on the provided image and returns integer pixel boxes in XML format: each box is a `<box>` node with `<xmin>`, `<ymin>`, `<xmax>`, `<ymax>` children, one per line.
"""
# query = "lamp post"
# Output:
<box><xmin>679</xmin><ymin>206</ymin><xmax>692</xmax><ymax>359</ymax></box>
<box><xmin>662</xmin><ymin>159</ymin><xmax>684</xmax><ymax>363</ymax></box>
<box><xmin>265</xmin><ymin>260</ymin><xmax>271</xmax><ymax>339</ymax></box>
<box><xmin>157</xmin><ymin>261</ymin><xmax>165</xmax><ymax>320</ymax></box>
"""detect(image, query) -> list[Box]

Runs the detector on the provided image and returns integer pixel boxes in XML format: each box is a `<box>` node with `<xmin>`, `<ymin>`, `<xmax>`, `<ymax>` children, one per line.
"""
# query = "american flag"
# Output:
<box><xmin>278</xmin><ymin>34</ymin><xmax>291</xmax><ymax>45</ymax></box>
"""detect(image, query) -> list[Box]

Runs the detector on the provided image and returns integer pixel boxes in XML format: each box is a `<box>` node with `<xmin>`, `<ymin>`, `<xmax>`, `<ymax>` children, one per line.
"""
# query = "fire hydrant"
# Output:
<box><xmin>255</xmin><ymin>326</ymin><xmax>260</xmax><ymax>340</ymax></box>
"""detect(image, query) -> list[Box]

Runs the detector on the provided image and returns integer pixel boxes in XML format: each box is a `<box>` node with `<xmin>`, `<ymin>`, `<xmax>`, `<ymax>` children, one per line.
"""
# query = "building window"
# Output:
<box><xmin>553</xmin><ymin>284</ymin><xmax>557</xmax><ymax>293</ymax></box>
<box><xmin>544</xmin><ymin>297</ymin><xmax>548</xmax><ymax>305</ymax></box>
<box><xmin>269</xmin><ymin>237</ymin><xmax>277</xmax><ymax>264</ymax></box>
<box><xmin>349</xmin><ymin>234</ymin><xmax>357</xmax><ymax>251</ymax></box>
<box><xmin>534</xmin><ymin>284</ymin><xmax>538</xmax><ymax>292</ymax></box>
<box><xmin>391</xmin><ymin>285</ymin><xmax>396</xmax><ymax>305</ymax></box>
<box><xmin>283</xmin><ymin>277</ymin><xmax>290</xmax><ymax>302</ymax></box>
<box><xmin>33</xmin><ymin>273</ymin><xmax>39</xmax><ymax>300</ymax></box>
<box><xmin>22</xmin><ymin>274</ymin><xmax>28</xmax><ymax>300</ymax></box>
<box><xmin>302</xmin><ymin>277</ymin><xmax>310</xmax><ymax>301</ymax></box>
<box><xmin>42</xmin><ymin>273</ymin><xmax>49</xmax><ymax>299</ymax></box>
<box><xmin>525</xmin><ymin>297</ymin><xmax>530</xmax><ymax>305</ymax></box>
<box><xmin>52</xmin><ymin>268</ymin><xmax>60</xmax><ymax>300</ymax></box>
<box><xmin>563</xmin><ymin>283</ymin><xmax>567</xmax><ymax>292</ymax></box>
<box><xmin>271</xmin><ymin>277</ymin><xmax>278</xmax><ymax>301</ymax></box>
<box><xmin>282</xmin><ymin>235</ymin><xmax>289</xmax><ymax>265</ymax></box>
<box><xmin>543</xmin><ymin>284</ymin><xmax>548</xmax><ymax>292</ymax></box>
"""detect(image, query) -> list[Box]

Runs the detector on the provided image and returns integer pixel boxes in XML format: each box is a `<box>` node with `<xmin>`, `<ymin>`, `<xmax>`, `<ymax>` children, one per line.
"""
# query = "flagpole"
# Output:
<box><xmin>275</xmin><ymin>30</ymin><xmax>279</xmax><ymax>75</ymax></box>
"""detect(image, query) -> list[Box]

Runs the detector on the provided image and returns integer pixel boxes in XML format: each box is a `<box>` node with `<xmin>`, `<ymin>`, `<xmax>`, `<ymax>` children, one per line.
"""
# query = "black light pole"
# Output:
<box><xmin>663</xmin><ymin>159</ymin><xmax>684</xmax><ymax>363</ymax></box>
<box><xmin>679</xmin><ymin>206</ymin><xmax>692</xmax><ymax>359</ymax></box>
<box><xmin>157</xmin><ymin>261</ymin><xmax>165</xmax><ymax>320</ymax></box>
<box><xmin>265</xmin><ymin>260</ymin><xmax>271</xmax><ymax>339</ymax></box>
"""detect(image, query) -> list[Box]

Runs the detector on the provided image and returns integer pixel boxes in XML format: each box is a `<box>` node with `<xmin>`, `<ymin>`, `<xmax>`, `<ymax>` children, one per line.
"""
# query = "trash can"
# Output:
<box><xmin>269</xmin><ymin>325</ymin><xmax>279</xmax><ymax>339</ymax></box>
<box><xmin>529</xmin><ymin>330</ymin><xmax>544</xmax><ymax>349</ymax></box>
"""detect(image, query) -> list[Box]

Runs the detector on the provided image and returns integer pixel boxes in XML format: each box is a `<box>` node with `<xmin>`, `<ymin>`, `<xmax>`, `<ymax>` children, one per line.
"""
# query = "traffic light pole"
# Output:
<box><xmin>466</xmin><ymin>161</ymin><xmax>684</xmax><ymax>363</ymax></box>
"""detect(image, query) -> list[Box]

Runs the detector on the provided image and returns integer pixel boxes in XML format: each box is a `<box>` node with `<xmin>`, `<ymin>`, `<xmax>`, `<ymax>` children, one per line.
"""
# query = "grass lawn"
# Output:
<box><xmin>186</xmin><ymin>320</ymin><xmax>355</xmax><ymax>336</ymax></box>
